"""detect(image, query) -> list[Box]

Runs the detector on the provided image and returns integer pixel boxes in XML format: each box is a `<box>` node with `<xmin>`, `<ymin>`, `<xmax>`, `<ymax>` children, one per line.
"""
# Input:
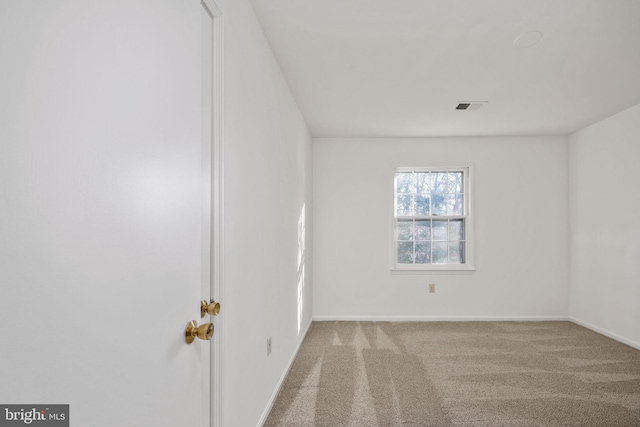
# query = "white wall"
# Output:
<box><xmin>313</xmin><ymin>137</ymin><xmax>569</xmax><ymax>320</ymax></box>
<box><xmin>219</xmin><ymin>0</ymin><xmax>313</xmax><ymax>425</ymax></box>
<box><xmin>569</xmin><ymin>104</ymin><xmax>640</xmax><ymax>348</ymax></box>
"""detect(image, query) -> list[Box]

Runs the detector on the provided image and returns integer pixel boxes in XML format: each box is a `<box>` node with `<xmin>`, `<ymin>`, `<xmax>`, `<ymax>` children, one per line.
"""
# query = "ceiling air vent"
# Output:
<box><xmin>456</xmin><ymin>101</ymin><xmax>487</xmax><ymax>110</ymax></box>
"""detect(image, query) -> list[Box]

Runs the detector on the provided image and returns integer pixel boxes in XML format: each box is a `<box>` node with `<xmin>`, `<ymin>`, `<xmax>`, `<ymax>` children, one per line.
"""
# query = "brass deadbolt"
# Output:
<box><xmin>185</xmin><ymin>320</ymin><xmax>214</xmax><ymax>344</ymax></box>
<box><xmin>201</xmin><ymin>300</ymin><xmax>221</xmax><ymax>318</ymax></box>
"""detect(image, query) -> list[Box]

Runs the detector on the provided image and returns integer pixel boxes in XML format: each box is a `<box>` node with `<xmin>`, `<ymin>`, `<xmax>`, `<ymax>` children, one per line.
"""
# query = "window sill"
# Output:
<box><xmin>390</xmin><ymin>266</ymin><xmax>476</xmax><ymax>275</ymax></box>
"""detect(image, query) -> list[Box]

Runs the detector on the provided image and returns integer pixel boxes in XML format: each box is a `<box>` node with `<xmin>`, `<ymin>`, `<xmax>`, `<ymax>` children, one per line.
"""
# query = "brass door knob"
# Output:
<box><xmin>185</xmin><ymin>320</ymin><xmax>214</xmax><ymax>344</ymax></box>
<box><xmin>201</xmin><ymin>300</ymin><xmax>221</xmax><ymax>318</ymax></box>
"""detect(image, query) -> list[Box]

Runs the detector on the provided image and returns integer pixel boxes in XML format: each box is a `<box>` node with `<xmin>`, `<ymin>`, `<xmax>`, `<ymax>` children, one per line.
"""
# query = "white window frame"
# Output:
<box><xmin>390</xmin><ymin>165</ymin><xmax>475</xmax><ymax>272</ymax></box>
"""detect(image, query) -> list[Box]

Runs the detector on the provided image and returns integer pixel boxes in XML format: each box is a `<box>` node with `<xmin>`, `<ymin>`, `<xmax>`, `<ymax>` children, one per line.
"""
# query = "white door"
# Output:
<box><xmin>0</xmin><ymin>1</ymin><xmax>220</xmax><ymax>426</ymax></box>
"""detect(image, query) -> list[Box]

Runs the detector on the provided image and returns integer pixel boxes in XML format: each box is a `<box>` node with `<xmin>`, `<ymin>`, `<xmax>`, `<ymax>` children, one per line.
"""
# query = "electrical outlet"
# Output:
<box><xmin>267</xmin><ymin>337</ymin><xmax>272</xmax><ymax>356</ymax></box>
<box><xmin>429</xmin><ymin>283</ymin><xmax>435</xmax><ymax>293</ymax></box>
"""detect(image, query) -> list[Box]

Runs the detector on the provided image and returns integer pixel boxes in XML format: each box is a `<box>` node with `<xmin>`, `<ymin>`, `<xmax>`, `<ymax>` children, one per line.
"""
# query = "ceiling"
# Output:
<box><xmin>248</xmin><ymin>0</ymin><xmax>640</xmax><ymax>137</ymax></box>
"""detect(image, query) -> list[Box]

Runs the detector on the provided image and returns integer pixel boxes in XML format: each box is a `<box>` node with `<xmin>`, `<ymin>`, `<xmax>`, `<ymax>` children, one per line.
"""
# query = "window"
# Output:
<box><xmin>393</xmin><ymin>167</ymin><xmax>473</xmax><ymax>271</ymax></box>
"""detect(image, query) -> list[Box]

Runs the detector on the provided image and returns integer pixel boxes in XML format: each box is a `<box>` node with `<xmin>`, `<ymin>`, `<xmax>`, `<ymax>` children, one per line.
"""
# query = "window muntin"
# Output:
<box><xmin>394</xmin><ymin>168</ymin><xmax>469</xmax><ymax>268</ymax></box>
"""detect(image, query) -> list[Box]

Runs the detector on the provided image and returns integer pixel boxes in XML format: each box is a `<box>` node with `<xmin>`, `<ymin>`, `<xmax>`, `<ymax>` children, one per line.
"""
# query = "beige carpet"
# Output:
<box><xmin>265</xmin><ymin>321</ymin><xmax>640</xmax><ymax>426</ymax></box>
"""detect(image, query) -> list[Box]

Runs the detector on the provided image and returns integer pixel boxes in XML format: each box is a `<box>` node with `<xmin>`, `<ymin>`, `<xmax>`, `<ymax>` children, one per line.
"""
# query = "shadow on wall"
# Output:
<box><xmin>298</xmin><ymin>203</ymin><xmax>306</xmax><ymax>335</ymax></box>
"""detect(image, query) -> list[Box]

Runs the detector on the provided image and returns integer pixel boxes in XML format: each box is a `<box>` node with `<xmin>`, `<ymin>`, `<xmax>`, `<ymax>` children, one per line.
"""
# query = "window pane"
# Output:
<box><xmin>448</xmin><ymin>172</ymin><xmax>463</xmax><ymax>194</ymax></box>
<box><xmin>448</xmin><ymin>219</ymin><xmax>465</xmax><ymax>241</ymax></box>
<box><xmin>431</xmin><ymin>194</ymin><xmax>447</xmax><ymax>215</ymax></box>
<box><xmin>415</xmin><ymin>242</ymin><xmax>431</xmax><ymax>264</ymax></box>
<box><xmin>449</xmin><ymin>242</ymin><xmax>465</xmax><ymax>264</ymax></box>
<box><xmin>397</xmin><ymin>219</ymin><xmax>413</xmax><ymax>240</ymax></box>
<box><xmin>432</xmin><ymin>220</ymin><xmax>447</xmax><ymax>241</ymax></box>
<box><xmin>433</xmin><ymin>172</ymin><xmax>449</xmax><ymax>193</ymax></box>
<box><xmin>396</xmin><ymin>195</ymin><xmax>413</xmax><ymax>216</ymax></box>
<box><xmin>432</xmin><ymin>242</ymin><xmax>448</xmax><ymax>263</ymax></box>
<box><xmin>415</xmin><ymin>220</ymin><xmax>430</xmax><ymax>240</ymax></box>
<box><xmin>396</xmin><ymin>172</ymin><xmax>415</xmax><ymax>194</ymax></box>
<box><xmin>415</xmin><ymin>195</ymin><xmax>430</xmax><ymax>216</ymax></box>
<box><xmin>415</xmin><ymin>172</ymin><xmax>432</xmax><ymax>194</ymax></box>
<box><xmin>446</xmin><ymin>195</ymin><xmax>464</xmax><ymax>216</ymax></box>
<box><xmin>397</xmin><ymin>242</ymin><xmax>414</xmax><ymax>264</ymax></box>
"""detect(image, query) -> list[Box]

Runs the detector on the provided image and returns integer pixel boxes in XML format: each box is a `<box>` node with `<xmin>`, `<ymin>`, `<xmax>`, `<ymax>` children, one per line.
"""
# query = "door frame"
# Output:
<box><xmin>201</xmin><ymin>0</ymin><xmax>224</xmax><ymax>426</ymax></box>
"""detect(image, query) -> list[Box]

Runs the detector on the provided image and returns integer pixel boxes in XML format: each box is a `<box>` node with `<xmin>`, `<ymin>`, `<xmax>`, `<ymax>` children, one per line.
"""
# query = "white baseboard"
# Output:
<box><xmin>570</xmin><ymin>316</ymin><xmax>640</xmax><ymax>350</ymax></box>
<box><xmin>312</xmin><ymin>315</ymin><xmax>570</xmax><ymax>322</ymax></box>
<box><xmin>256</xmin><ymin>319</ymin><xmax>313</xmax><ymax>427</ymax></box>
